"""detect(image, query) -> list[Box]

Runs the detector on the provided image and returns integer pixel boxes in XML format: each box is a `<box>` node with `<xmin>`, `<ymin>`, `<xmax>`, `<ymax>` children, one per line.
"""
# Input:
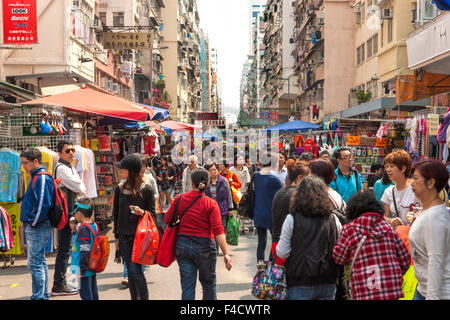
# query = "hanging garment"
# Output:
<box><xmin>82</xmin><ymin>148</ymin><xmax>98</xmax><ymax>199</ymax></box>
<box><xmin>0</xmin><ymin>206</ymin><xmax>14</xmax><ymax>251</ymax></box>
<box><xmin>0</xmin><ymin>149</ymin><xmax>21</xmax><ymax>203</ymax></box>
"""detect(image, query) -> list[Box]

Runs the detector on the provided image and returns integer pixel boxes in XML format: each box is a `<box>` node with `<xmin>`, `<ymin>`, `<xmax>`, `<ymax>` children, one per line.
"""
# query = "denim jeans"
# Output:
<box><xmin>287</xmin><ymin>284</ymin><xmax>337</xmax><ymax>300</ymax></box>
<box><xmin>123</xmin><ymin>263</ymin><xmax>147</xmax><ymax>278</ymax></box>
<box><xmin>175</xmin><ymin>235</ymin><xmax>217</xmax><ymax>300</ymax></box>
<box><xmin>79</xmin><ymin>275</ymin><xmax>99</xmax><ymax>300</ymax></box>
<box><xmin>256</xmin><ymin>227</ymin><xmax>272</xmax><ymax>262</ymax></box>
<box><xmin>53</xmin><ymin>224</ymin><xmax>74</xmax><ymax>286</ymax></box>
<box><xmin>414</xmin><ymin>288</ymin><xmax>426</xmax><ymax>300</ymax></box>
<box><xmin>119</xmin><ymin>237</ymin><xmax>149</xmax><ymax>300</ymax></box>
<box><xmin>24</xmin><ymin>220</ymin><xmax>53</xmax><ymax>300</ymax></box>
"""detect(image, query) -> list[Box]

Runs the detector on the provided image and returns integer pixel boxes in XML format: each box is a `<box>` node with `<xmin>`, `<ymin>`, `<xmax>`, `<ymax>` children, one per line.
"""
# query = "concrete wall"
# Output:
<box><xmin>323</xmin><ymin>0</ymin><xmax>356</xmax><ymax>115</ymax></box>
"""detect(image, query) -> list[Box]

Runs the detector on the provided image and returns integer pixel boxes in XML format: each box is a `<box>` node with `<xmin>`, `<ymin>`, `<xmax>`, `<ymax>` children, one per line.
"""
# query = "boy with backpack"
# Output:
<box><xmin>70</xmin><ymin>200</ymin><xmax>106</xmax><ymax>300</ymax></box>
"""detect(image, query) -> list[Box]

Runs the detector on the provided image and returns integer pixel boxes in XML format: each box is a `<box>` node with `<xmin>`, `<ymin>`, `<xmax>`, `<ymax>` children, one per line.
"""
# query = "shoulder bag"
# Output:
<box><xmin>392</xmin><ymin>188</ymin><xmax>400</xmax><ymax>218</ymax></box>
<box><xmin>156</xmin><ymin>194</ymin><xmax>204</xmax><ymax>267</ymax></box>
<box><xmin>348</xmin><ymin>235</ymin><xmax>367</xmax><ymax>300</ymax></box>
<box><xmin>237</xmin><ymin>173</ymin><xmax>256</xmax><ymax>219</ymax></box>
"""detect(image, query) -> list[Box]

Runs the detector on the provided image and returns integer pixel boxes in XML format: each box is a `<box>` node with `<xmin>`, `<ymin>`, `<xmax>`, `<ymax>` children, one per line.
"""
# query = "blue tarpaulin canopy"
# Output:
<box><xmin>262</xmin><ymin>120</ymin><xmax>321</xmax><ymax>132</ymax></box>
<box><xmin>431</xmin><ymin>0</ymin><xmax>450</xmax><ymax>10</ymax></box>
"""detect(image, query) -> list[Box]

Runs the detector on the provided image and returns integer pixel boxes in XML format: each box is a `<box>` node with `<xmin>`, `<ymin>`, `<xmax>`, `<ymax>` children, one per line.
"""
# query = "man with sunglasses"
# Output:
<box><xmin>51</xmin><ymin>140</ymin><xmax>86</xmax><ymax>296</ymax></box>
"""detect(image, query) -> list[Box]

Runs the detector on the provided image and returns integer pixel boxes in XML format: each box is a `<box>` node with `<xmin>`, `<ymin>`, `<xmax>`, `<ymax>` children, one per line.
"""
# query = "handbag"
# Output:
<box><xmin>251</xmin><ymin>256</ymin><xmax>287</xmax><ymax>300</ymax></box>
<box><xmin>156</xmin><ymin>194</ymin><xmax>204</xmax><ymax>267</ymax></box>
<box><xmin>160</xmin><ymin>180</ymin><xmax>170</xmax><ymax>190</ymax></box>
<box><xmin>237</xmin><ymin>173</ymin><xmax>255</xmax><ymax>219</ymax></box>
<box><xmin>230</xmin><ymin>186</ymin><xmax>242</xmax><ymax>204</ymax></box>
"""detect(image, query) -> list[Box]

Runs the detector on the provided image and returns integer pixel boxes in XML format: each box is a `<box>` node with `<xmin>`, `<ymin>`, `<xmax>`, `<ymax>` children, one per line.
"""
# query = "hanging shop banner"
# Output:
<box><xmin>103</xmin><ymin>32</ymin><xmax>152</xmax><ymax>49</ymax></box>
<box><xmin>197</xmin><ymin>113</ymin><xmax>218</xmax><ymax>121</ymax></box>
<box><xmin>376</xmin><ymin>137</ymin><xmax>388</xmax><ymax>148</ymax></box>
<box><xmin>346</xmin><ymin>136</ymin><xmax>361</xmax><ymax>146</ymax></box>
<box><xmin>204</xmin><ymin>120</ymin><xmax>225</xmax><ymax>126</ymax></box>
<box><xmin>427</xmin><ymin>114</ymin><xmax>439</xmax><ymax>136</ymax></box>
<box><xmin>2</xmin><ymin>0</ymin><xmax>38</xmax><ymax>44</ymax></box>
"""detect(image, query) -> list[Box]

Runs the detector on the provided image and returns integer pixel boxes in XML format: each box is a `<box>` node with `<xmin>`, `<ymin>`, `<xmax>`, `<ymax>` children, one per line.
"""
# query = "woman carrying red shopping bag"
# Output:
<box><xmin>112</xmin><ymin>154</ymin><xmax>155</xmax><ymax>300</ymax></box>
<box><xmin>159</xmin><ymin>167</ymin><xmax>232</xmax><ymax>300</ymax></box>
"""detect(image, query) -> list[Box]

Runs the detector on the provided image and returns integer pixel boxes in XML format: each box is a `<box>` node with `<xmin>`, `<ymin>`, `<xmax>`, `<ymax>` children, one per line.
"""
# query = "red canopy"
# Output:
<box><xmin>159</xmin><ymin>120</ymin><xmax>201</xmax><ymax>132</ymax></box>
<box><xmin>23</xmin><ymin>87</ymin><xmax>155</xmax><ymax>121</ymax></box>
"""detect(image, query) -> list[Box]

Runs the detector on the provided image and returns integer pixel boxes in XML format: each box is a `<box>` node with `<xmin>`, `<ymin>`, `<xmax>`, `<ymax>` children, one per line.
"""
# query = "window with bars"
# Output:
<box><xmin>113</xmin><ymin>12</ymin><xmax>124</xmax><ymax>27</ymax></box>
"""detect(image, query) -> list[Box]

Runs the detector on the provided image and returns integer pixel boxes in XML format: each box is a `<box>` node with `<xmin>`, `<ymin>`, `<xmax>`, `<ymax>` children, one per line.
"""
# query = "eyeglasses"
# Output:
<box><xmin>65</xmin><ymin>148</ymin><xmax>76</xmax><ymax>154</ymax></box>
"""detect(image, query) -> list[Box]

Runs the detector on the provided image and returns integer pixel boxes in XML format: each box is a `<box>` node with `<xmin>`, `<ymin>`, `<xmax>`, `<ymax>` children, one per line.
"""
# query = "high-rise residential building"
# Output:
<box><xmin>161</xmin><ymin>0</ymin><xmax>203</xmax><ymax>123</ymax></box>
<box><xmin>210</xmin><ymin>48</ymin><xmax>221</xmax><ymax>113</ymax></box>
<box><xmin>292</xmin><ymin>0</ymin><xmax>355</xmax><ymax>123</ymax></box>
<box><xmin>249</xmin><ymin>0</ymin><xmax>267</xmax><ymax>52</ymax></box>
<box><xmin>259</xmin><ymin>0</ymin><xmax>296</xmax><ymax>124</ymax></box>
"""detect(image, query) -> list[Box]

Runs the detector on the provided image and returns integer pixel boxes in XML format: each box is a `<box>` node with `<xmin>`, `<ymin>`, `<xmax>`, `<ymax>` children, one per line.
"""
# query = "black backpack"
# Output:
<box><xmin>237</xmin><ymin>173</ymin><xmax>256</xmax><ymax>219</ymax></box>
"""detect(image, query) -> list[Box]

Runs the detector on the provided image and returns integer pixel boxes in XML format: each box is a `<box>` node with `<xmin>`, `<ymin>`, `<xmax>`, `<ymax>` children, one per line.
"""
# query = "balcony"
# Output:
<box><xmin>407</xmin><ymin>12</ymin><xmax>450</xmax><ymax>74</ymax></box>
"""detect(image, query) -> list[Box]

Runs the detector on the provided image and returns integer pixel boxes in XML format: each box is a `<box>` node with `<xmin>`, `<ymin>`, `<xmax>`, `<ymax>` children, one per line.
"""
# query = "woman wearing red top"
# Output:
<box><xmin>165</xmin><ymin>167</ymin><xmax>232</xmax><ymax>300</ymax></box>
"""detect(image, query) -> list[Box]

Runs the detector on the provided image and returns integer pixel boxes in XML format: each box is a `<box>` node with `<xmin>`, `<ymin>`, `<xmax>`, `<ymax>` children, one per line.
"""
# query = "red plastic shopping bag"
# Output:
<box><xmin>132</xmin><ymin>211</ymin><xmax>160</xmax><ymax>265</ymax></box>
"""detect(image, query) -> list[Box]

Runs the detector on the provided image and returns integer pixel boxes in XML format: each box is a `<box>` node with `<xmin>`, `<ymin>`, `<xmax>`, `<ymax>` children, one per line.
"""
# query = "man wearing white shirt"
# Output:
<box><xmin>51</xmin><ymin>141</ymin><xmax>86</xmax><ymax>296</ymax></box>
<box><xmin>270</xmin><ymin>152</ymin><xmax>288</xmax><ymax>186</ymax></box>
<box><xmin>182</xmin><ymin>155</ymin><xmax>200</xmax><ymax>193</ymax></box>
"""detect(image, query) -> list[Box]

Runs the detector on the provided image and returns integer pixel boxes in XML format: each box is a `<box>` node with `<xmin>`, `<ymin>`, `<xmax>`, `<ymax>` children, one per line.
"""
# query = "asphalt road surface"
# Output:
<box><xmin>0</xmin><ymin>224</ymin><xmax>269</xmax><ymax>300</ymax></box>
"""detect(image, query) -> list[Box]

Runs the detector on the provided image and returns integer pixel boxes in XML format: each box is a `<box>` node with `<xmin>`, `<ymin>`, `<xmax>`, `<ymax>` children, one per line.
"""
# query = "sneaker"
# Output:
<box><xmin>121</xmin><ymin>278</ymin><xmax>129</xmax><ymax>287</ymax></box>
<box><xmin>51</xmin><ymin>283</ymin><xmax>78</xmax><ymax>296</ymax></box>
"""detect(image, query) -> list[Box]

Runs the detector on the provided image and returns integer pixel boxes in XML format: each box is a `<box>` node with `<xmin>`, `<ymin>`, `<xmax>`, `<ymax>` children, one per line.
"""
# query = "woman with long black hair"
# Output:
<box><xmin>113</xmin><ymin>154</ymin><xmax>155</xmax><ymax>300</ymax></box>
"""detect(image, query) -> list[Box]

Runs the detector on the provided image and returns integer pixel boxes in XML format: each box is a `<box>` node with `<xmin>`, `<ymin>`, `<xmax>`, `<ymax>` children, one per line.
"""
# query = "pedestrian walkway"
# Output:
<box><xmin>0</xmin><ymin>223</ymin><xmax>265</xmax><ymax>300</ymax></box>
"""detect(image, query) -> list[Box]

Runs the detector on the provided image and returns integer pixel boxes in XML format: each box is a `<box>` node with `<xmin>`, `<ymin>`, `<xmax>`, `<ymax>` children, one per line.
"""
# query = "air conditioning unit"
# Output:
<box><xmin>381</xmin><ymin>8</ymin><xmax>393</xmax><ymax>19</ymax></box>
<box><xmin>350</xmin><ymin>88</ymin><xmax>357</xmax><ymax>94</ymax></box>
<box><xmin>91</xmin><ymin>19</ymin><xmax>103</xmax><ymax>31</ymax></box>
<box><xmin>72</xmin><ymin>0</ymin><xmax>81</xmax><ymax>10</ymax></box>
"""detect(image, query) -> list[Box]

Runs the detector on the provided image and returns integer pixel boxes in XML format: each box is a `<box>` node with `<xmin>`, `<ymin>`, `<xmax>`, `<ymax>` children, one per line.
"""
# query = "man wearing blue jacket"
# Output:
<box><xmin>330</xmin><ymin>147</ymin><xmax>363</xmax><ymax>203</ymax></box>
<box><xmin>20</xmin><ymin>148</ymin><xmax>55</xmax><ymax>300</ymax></box>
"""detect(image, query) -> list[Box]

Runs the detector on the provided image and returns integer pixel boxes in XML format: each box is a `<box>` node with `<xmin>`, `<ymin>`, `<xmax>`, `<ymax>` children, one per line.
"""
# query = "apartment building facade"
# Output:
<box><xmin>292</xmin><ymin>0</ymin><xmax>356</xmax><ymax>122</ymax></box>
<box><xmin>260</xmin><ymin>0</ymin><xmax>296</xmax><ymax>124</ymax></box>
<box><xmin>160</xmin><ymin>0</ymin><xmax>203</xmax><ymax>123</ymax></box>
<box><xmin>0</xmin><ymin>0</ymin><xmax>97</xmax><ymax>95</ymax></box>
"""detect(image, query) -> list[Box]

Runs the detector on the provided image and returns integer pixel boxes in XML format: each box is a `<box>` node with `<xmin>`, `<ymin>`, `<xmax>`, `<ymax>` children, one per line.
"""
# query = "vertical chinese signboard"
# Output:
<box><xmin>2</xmin><ymin>0</ymin><xmax>38</xmax><ymax>44</ymax></box>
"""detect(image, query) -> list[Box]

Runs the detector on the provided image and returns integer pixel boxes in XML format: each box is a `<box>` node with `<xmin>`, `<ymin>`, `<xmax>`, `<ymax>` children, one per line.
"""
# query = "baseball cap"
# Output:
<box><xmin>117</xmin><ymin>154</ymin><xmax>142</xmax><ymax>174</ymax></box>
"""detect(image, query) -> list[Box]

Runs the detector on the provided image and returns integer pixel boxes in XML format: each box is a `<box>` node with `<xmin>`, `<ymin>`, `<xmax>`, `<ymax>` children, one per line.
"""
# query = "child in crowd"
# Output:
<box><xmin>70</xmin><ymin>200</ymin><xmax>99</xmax><ymax>300</ymax></box>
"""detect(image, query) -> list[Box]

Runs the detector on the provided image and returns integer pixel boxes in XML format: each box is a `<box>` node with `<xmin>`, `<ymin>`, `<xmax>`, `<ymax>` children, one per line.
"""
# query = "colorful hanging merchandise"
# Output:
<box><xmin>0</xmin><ymin>206</ymin><xmax>14</xmax><ymax>252</ymax></box>
<box><xmin>0</xmin><ymin>148</ymin><xmax>21</xmax><ymax>203</ymax></box>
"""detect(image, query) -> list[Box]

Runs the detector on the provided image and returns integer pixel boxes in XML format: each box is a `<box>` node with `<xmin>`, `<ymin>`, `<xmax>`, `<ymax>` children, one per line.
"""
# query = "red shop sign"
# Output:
<box><xmin>2</xmin><ymin>0</ymin><xmax>38</xmax><ymax>44</ymax></box>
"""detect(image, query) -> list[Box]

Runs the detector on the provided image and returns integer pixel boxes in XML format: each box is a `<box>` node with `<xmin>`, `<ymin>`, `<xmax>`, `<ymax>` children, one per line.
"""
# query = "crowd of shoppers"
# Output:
<box><xmin>16</xmin><ymin>138</ymin><xmax>450</xmax><ymax>301</ymax></box>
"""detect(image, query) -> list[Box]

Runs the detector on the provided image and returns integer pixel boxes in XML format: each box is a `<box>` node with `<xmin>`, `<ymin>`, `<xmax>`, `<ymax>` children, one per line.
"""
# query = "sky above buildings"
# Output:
<box><xmin>196</xmin><ymin>0</ymin><xmax>251</xmax><ymax>120</ymax></box>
